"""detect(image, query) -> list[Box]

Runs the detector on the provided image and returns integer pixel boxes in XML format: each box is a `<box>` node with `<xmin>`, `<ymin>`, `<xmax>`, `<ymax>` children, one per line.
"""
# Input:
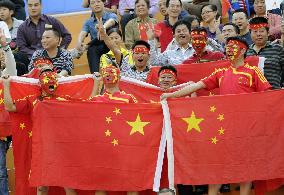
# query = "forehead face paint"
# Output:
<box><xmin>132</xmin><ymin>46</ymin><xmax>150</xmax><ymax>54</ymax></box>
<box><xmin>192</xmin><ymin>35</ymin><xmax>207</xmax><ymax>54</ymax></box>
<box><xmin>102</xmin><ymin>65</ymin><xmax>120</xmax><ymax>84</ymax></box>
<box><xmin>39</xmin><ymin>71</ymin><xmax>58</xmax><ymax>95</ymax></box>
<box><xmin>225</xmin><ymin>40</ymin><xmax>247</xmax><ymax>61</ymax></box>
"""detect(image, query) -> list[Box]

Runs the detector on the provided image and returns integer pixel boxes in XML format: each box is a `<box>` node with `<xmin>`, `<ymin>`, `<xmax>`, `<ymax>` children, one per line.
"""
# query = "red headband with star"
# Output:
<box><xmin>33</xmin><ymin>58</ymin><xmax>53</xmax><ymax>68</ymax></box>
<box><xmin>133</xmin><ymin>46</ymin><xmax>150</xmax><ymax>54</ymax></box>
<box><xmin>249</xmin><ymin>23</ymin><xmax>268</xmax><ymax>30</ymax></box>
<box><xmin>191</xmin><ymin>30</ymin><xmax>207</xmax><ymax>38</ymax></box>
<box><xmin>160</xmin><ymin>69</ymin><xmax>177</xmax><ymax>78</ymax></box>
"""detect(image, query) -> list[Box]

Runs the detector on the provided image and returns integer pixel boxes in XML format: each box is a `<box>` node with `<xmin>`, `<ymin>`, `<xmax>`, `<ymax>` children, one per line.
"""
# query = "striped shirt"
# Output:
<box><xmin>120</xmin><ymin>56</ymin><xmax>149</xmax><ymax>81</ymax></box>
<box><xmin>246</xmin><ymin>42</ymin><xmax>284</xmax><ymax>89</ymax></box>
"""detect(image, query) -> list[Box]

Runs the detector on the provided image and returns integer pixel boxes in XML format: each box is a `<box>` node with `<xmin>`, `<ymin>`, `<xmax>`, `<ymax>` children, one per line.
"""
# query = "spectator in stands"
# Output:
<box><xmin>272</xmin><ymin>19</ymin><xmax>284</xmax><ymax>47</ymax></box>
<box><xmin>77</xmin><ymin>0</ymin><xmax>117</xmax><ymax>73</ymax></box>
<box><xmin>16</xmin><ymin>0</ymin><xmax>71</xmax><ymax>74</ymax></box>
<box><xmin>158</xmin><ymin>65</ymin><xmax>177</xmax><ymax>90</ymax></box>
<box><xmin>182</xmin><ymin>0</ymin><xmax>221</xmax><ymax>19</ymax></box>
<box><xmin>150</xmin><ymin>20</ymin><xmax>194</xmax><ymax>66</ymax></box>
<box><xmin>98</xmin><ymin>18</ymin><xmax>151</xmax><ymax>81</ymax></box>
<box><xmin>247</xmin><ymin>17</ymin><xmax>284</xmax><ymax>89</ymax></box>
<box><xmin>230</xmin><ymin>0</ymin><xmax>252</xmax><ymax>17</ymax></box>
<box><xmin>0</xmin><ymin>0</ymin><xmax>24</xmax><ymax>50</ymax></box>
<box><xmin>125</xmin><ymin>0</ymin><xmax>157</xmax><ymax>49</ymax></box>
<box><xmin>100</xmin><ymin>28</ymin><xmax>133</xmax><ymax>69</ymax></box>
<box><xmin>232</xmin><ymin>9</ymin><xmax>252</xmax><ymax>45</ymax></box>
<box><xmin>0</xmin><ymin>27</ymin><xmax>17</xmax><ymax>195</ymax></box>
<box><xmin>9</xmin><ymin>0</ymin><xmax>26</xmax><ymax>20</ymax></box>
<box><xmin>183</xmin><ymin>27</ymin><xmax>224</xmax><ymax>63</ymax></box>
<box><xmin>158</xmin><ymin>0</ymin><xmax>167</xmax><ymax>17</ymax></box>
<box><xmin>118</xmin><ymin>0</ymin><xmax>135</xmax><ymax>16</ymax></box>
<box><xmin>253</xmin><ymin>0</ymin><xmax>281</xmax><ymax>40</ymax></box>
<box><xmin>29</xmin><ymin>27</ymin><xmax>73</xmax><ymax>77</ymax></box>
<box><xmin>200</xmin><ymin>4</ymin><xmax>222</xmax><ymax>40</ymax></box>
<box><xmin>220</xmin><ymin>23</ymin><xmax>240</xmax><ymax>45</ymax></box>
<box><xmin>155</xmin><ymin>0</ymin><xmax>183</xmax><ymax>52</ymax></box>
<box><xmin>82</xmin><ymin>0</ymin><xmax>119</xmax><ymax>13</ymax></box>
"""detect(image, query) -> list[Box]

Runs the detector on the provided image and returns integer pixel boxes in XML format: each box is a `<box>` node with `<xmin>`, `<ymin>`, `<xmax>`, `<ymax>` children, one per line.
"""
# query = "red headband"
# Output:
<box><xmin>133</xmin><ymin>46</ymin><xmax>150</xmax><ymax>54</ymax></box>
<box><xmin>249</xmin><ymin>23</ymin><xmax>268</xmax><ymax>30</ymax></box>
<box><xmin>227</xmin><ymin>40</ymin><xmax>248</xmax><ymax>50</ymax></box>
<box><xmin>33</xmin><ymin>58</ymin><xmax>53</xmax><ymax>68</ymax></box>
<box><xmin>160</xmin><ymin>69</ymin><xmax>177</xmax><ymax>77</ymax></box>
<box><xmin>191</xmin><ymin>30</ymin><xmax>207</xmax><ymax>38</ymax></box>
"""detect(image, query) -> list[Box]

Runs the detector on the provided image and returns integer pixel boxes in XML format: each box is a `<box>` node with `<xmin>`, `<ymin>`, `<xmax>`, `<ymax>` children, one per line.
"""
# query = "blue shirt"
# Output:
<box><xmin>82</xmin><ymin>11</ymin><xmax>118</xmax><ymax>40</ymax></box>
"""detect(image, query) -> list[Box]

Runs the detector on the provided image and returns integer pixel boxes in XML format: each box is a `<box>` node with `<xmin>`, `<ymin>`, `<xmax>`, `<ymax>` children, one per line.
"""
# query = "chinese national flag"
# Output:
<box><xmin>29</xmin><ymin>101</ymin><xmax>163</xmax><ymax>191</ymax></box>
<box><xmin>166</xmin><ymin>89</ymin><xmax>284</xmax><ymax>185</ymax></box>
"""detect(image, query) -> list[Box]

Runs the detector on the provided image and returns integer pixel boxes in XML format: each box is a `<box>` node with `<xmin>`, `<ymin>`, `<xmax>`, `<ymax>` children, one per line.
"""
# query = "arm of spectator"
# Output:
<box><xmin>0</xmin><ymin>27</ymin><xmax>17</xmax><ymax>76</ymax></box>
<box><xmin>103</xmin><ymin>18</ymin><xmax>117</xmax><ymax>30</ymax></box>
<box><xmin>161</xmin><ymin>81</ymin><xmax>205</xmax><ymax>100</ymax></box>
<box><xmin>50</xmin><ymin>17</ymin><xmax>72</xmax><ymax>49</ymax></box>
<box><xmin>2</xmin><ymin>76</ymin><xmax>16</xmax><ymax>112</ymax></box>
<box><xmin>82</xmin><ymin>0</ymin><xmax>89</xmax><ymax>8</ymax></box>
<box><xmin>98</xmin><ymin>18</ymin><xmax>122</xmax><ymax>66</ymax></box>
<box><xmin>59</xmin><ymin>51</ymin><xmax>73</xmax><ymax>76</ymax></box>
<box><xmin>268</xmin><ymin>13</ymin><xmax>281</xmax><ymax>37</ymax></box>
<box><xmin>89</xmin><ymin>72</ymin><xmax>101</xmax><ymax>98</ymax></box>
<box><xmin>148</xmin><ymin>39</ymin><xmax>166</xmax><ymax>66</ymax></box>
<box><xmin>16</xmin><ymin>24</ymin><xmax>36</xmax><ymax>57</ymax></box>
<box><xmin>77</xmin><ymin>31</ymin><xmax>88</xmax><ymax>51</ymax></box>
<box><xmin>125</xmin><ymin>21</ymin><xmax>135</xmax><ymax>50</ymax></box>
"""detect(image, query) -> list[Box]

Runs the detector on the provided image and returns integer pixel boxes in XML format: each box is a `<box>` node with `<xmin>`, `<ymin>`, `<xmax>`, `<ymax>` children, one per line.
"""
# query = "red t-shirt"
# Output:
<box><xmin>183</xmin><ymin>50</ymin><xmax>225</xmax><ymax>64</ymax></box>
<box><xmin>90</xmin><ymin>91</ymin><xmax>137</xmax><ymax>103</ymax></box>
<box><xmin>202</xmin><ymin>63</ymin><xmax>272</xmax><ymax>95</ymax></box>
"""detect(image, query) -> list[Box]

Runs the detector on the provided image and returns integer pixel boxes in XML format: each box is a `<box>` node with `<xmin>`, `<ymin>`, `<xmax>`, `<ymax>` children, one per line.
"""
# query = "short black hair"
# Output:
<box><xmin>44</xmin><ymin>26</ymin><xmax>61</xmax><ymax>38</ymax></box>
<box><xmin>191</xmin><ymin>26</ymin><xmax>208</xmax><ymax>35</ymax></box>
<box><xmin>132</xmin><ymin>40</ymin><xmax>151</xmax><ymax>50</ymax></box>
<box><xmin>158</xmin><ymin>65</ymin><xmax>177</xmax><ymax>76</ymax></box>
<box><xmin>201</xmin><ymin>3</ymin><xmax>217</xmax><ymax>13</ymax></box>
<box><xmin>249</xmin><ymin>16</ymin><xmax>269</xmax><ymax>32</ymax></box>
<box><xmin>166</xmin><ymin>0</ymin><xmax>182</xmax><ymax>8</ymax></box>
<box><xmin>39</xmin><ymin>67</ymin><xmax>53</xmax><ymax>77</ymax></box>
<box><xmin>27</xmin><ymin>0</ymin><xmax>42</xmax><ymax>4</ymax></box>
<box><xmin>226</xmin><ymin>36</ymin><xmax>249</xmax><ymax>49</ymax></box>
<box><xmin>172</xmin><ymin>19</ymin><xmax>191</xmax><ymax>34</ymax></box>
<box><xmin>0</xmin><ymin>0</ymin><xmax>15</xmax><ymax>11</ymax></box>
<box><xmin>135</xmin><ymin>0</ymin><xmax>150</xmax><ymax>9</ymax></box>
<box><xmin>232</xmin><ymin>9</ymin><xmax>248</xmax><ymax>19</ymax></box>
<box><xmin>223</xmin><ymin>22</ymin><xmax>240</xmax><ymax>34</ymax></box>
<box><xmin>107</xmin><ymin>28</ymin><xmax>122</xmax><ymax>37</ymax></box>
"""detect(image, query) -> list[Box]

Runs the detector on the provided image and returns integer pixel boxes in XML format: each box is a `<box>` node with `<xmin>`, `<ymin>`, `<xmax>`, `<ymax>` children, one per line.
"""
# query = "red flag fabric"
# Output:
<box><xmin>222</xmin><ymin>0</ymin><xmax>231</xmax><ymax>16</ymax></box>
<box><xmin>29</xmin><ymin>101</ymin><xmax>163</xmax><ymax>191</ymax></box>
<box><xmin>146</xmin><ymin>57</ymin><xmax>263</xmax><ymax>97</ymax></box>
<box><xmin>165</xmin><ymin>89</ymin><xmax>284</xmax><ymax>186</ymax></box>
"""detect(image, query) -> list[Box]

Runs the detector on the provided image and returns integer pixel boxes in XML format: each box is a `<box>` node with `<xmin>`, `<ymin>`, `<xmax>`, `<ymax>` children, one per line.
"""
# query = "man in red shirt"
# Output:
<box><xmin>183</xmin><ymin>27</ymin><xmax>225</xmax><ymax>64</ymax></box>
<box><xmin>161</xmin><ymin>36</ymin><xmax>271</xmax><ymax>195</ymax></box>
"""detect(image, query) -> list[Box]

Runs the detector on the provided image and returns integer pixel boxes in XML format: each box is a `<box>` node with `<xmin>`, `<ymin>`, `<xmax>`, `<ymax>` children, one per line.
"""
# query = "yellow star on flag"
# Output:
<box><xmin>210</xmin><ymin>106</ymin><xmax>216</xmax><ymax>112</ymax></box>
<box><xmin>0</xmin><ymin>89</ymin><xmax>2</xmax><ymax>95</ymax></box>
<box><xmin>113</xmin><ymin>107</ymin><xmax>121</xmax><ymax>115</ymax></box>
<box><xmin>105</xmin><ymin>130</ymin><xmax>111</xmax><ymax>136</ymax></box>
<box><xmin>209</xmin><ymin>92</ymin><xmax>215</xmax><ymax>96</ymax></box>
<box><xmin>19</xmin><ymin>123</ymin><xmax>26</xmax><ymax>130</ymax></box>
<box><xmin>0</xmin><ymin>98</ymin><xmax>3</xmax><ymax>104</ymax></box>
<box><xmin>106</xmin><ymin>117</ymin><xmax>112</xmax><ymax>124</ymax></box>
<box><xmin>217</xmin><ymin>114</ymin><xmax>224</xmax><ymax>121</ymax></box>
<box><xmin>127</xmin><ymin>114</ymin><xmax>150</xmax><ymax>136</ymax></box>
<box><xmin>111</xmin><ymin>139</ymin><xmax>118</xmax><ymax>146</ymax></box>
<box><xmin>28</xmin><ymin>131</ymin><xmax>32</xmax><ymax>138</ymax></box>
<box><xmin>182</xmin><ymin>111</ymin><xmax>204</xmax><ymax>133</ymax></box>
<box><xmin>211</xmin><ymin>136</ymin><xmax>218</xmax><ymax>144</ymax></box>
<box><xmin>218</xmin><ymin>127</ymin><xmax>225</xmax><ymax>135</ymax></box>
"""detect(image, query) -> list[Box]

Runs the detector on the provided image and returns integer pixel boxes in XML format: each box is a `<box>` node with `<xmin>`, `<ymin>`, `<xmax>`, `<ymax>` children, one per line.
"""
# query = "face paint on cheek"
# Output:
<box><xmin>192</xmin><ymin>37</ymin><xmax>207</xmax><ymax>54</ymax></box>
<box><xmin>102</xmin><ymin>67</ymin><xmax>120</xmax><ymax>84</ymax></box>
<box><xmin>39</xmin><ymin>72</ymin><xmax>58</xmax><ymax>95</ymax></box>
<box><xmin>226</xmin><ymin>44</ymin><xmax>242</xmax><ymax>61</ymax></box>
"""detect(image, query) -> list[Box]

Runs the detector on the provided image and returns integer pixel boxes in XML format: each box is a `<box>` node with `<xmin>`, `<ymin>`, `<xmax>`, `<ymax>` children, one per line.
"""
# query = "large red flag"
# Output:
<box><xmin>29</xmin><ymin>101</ymin><xmax>163</xmax><ymax>191</ymax></box>
<box><xmin>164</xmin><ymin>89</ymin><xmax>284</xmax><ymax>188</ymax></box>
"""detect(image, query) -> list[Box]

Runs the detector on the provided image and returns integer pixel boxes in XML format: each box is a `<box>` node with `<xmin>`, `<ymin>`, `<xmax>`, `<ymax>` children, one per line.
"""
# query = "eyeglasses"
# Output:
<box><xmin>201</xmin><ymin>10</ymin><xmax>214</xmax><ymax>15</ymax></box>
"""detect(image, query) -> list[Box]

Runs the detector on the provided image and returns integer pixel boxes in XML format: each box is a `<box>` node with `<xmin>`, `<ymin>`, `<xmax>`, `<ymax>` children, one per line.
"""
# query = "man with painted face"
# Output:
<box><xmin>90</xmin><ymin>64</ymin><xmax>137</xmax><ymax>103</ymax></box>
<box><xmin>183</xmin><ymin>27</ymin><xmax>224</xmax><ymax>64</ymax></box>
<box><xmin>161</xmin><ymin>36</ymin><xmax>271</xmax><ymax>195</ymax></box>
<box><xmin>2</xmin><ymin>67</ymin><xmax>79</xmax><ymax>195</ymax></box>
<box><xmin>89</xmin><ymin>64</ymin><xmax>138</xmax><ymax>195</ymax></box>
